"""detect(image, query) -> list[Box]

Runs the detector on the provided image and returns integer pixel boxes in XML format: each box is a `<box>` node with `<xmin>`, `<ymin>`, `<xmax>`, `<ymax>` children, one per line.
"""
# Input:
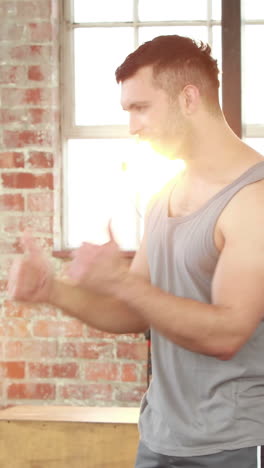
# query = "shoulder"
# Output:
<box><xmin>219</xmin><ymin>178</ymin><xmax>264</xmax><ymax>242</ymax></box>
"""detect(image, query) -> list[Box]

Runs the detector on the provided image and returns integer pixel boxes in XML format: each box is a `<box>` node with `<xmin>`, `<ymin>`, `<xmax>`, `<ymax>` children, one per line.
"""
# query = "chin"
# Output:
<box><xmin>150</xmin><ymin>141</ymin><xmax>177</xmax><ymax>159</ymax></box>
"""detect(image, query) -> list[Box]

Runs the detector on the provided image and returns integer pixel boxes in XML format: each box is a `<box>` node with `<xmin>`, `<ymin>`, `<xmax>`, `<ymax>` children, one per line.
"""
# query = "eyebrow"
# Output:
<box><xmin>122</xmin><ymin>101</ymin><xmax>149</xmax><ymax>111</ymax></box>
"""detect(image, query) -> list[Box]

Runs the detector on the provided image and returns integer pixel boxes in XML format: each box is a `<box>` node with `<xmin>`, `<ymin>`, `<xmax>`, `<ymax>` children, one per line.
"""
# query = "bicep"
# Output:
<box><xmin>213</xmin><ymin>243</ymin><xmax>264</xmax><ymax>314</ymax></box>
<box><xmin>212</xmin><ymin>220</ymin><xmax>264</xmax><ymax>335</ymax></box>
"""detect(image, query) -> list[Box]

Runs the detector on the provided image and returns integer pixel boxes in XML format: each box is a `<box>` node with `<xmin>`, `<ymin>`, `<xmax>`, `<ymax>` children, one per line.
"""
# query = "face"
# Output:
<box><xmin>120</xmin><ymin>65</ymin><xmax>188</xmax><ymax>158</ymax></box>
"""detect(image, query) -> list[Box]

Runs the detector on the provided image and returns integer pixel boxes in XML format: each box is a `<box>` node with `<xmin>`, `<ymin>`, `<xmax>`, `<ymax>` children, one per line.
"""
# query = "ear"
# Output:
<box><xmin>179</xmin><ymin>85</ymin><xmax>200</xmax><ymax>115</ymax></box>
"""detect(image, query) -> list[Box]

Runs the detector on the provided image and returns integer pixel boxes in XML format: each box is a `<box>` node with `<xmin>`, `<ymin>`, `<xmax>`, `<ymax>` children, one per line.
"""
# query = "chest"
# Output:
<box><xmin>168</xmin><ymin>184</ymin><xmax>225</xmax><ymax>251</ymax></box>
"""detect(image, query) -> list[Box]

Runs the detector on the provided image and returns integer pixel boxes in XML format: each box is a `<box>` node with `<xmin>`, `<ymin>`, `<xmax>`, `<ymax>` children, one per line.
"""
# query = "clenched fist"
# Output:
<box><xmin>67</xmin><ymin>224</ymin><xmax>129</xmax><ymax>295</ymax></box>
<box><xmin>8</xmin><ymin>232</ymin><xmax>54</xmax><ymax>303</ymax></box>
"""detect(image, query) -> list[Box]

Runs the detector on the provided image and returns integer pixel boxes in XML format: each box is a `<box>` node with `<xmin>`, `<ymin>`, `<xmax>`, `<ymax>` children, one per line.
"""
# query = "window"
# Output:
<box><xmin>242</xmin><ymin>0</ymin><xmax>264</xmax><ymax>153</ymax></box>
<box><xmin>60</xmin><ymin>0</ymin><xmax>264</xmax><ymax>252</ymax></box>
<box><xmin>60</xmin><ymin>0</ymin><xmax>222</xmax><ymax>251</ymax></box>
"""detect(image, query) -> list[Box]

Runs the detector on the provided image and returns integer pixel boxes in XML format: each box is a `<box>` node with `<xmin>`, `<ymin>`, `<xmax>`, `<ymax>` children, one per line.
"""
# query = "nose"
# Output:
<box><xmin>129</xmin><ymin>114</ymin><xmax>142</xmax><ymax>136</ymax></box>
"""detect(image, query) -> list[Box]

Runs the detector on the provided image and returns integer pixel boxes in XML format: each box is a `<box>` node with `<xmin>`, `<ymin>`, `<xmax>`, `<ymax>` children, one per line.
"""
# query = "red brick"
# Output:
<box><xmin>28</xmin><ymin>108</ymin><xmax>59</xmax><ymax>125</ymax></box>
<box><xmin>3</xmin><ymin>215</ymin><xmax>53</xmax><ymax>235</ymax></box>
<box><xmin>121</xmin><ymin>363</ymin><xmax>138</xmax><ymax>382</ymax></box>
<box><xmin>59</xmin><ymin>342</ymin><xmax>115</xmax><ymax>360</ymax></box>
<box><xmin>0</xmin><ymin>65</ymin><xmax>26</xmax><ymax>85</ymax></box>
<box><xmin>28</xmin><ymin>64</ymin><xmax>53</xmax><ymax>82</ymax></box>
<box><xmin>139</xmin><ymin>363</ymin><xmax>148</xmax><ymax>383</ymax></box>
<box><xmin>15</xmin><ymin>1</ymin><xmax>52</xmax><ymax>20</ymax></box>
<box><xmin>4</xmin><ymin>340</ymin><xmax>57</xmax><ymax>359</ymax></box>
<box><xmin>23</xmin><ymin>215</ymin><xmax>53</xmax><ymax>234</ymax></box>
<box><xmin>3</xmin><ymin>130</ymin><xmax>53</xmax><ymax>148</ymax></box>
<box><xmin>0</xmin><ymin>108</ymin><xmax>57</xmax><ymax>126</ymax></box>
<box><xmin>7</xmin><ymin>383</ymin><xmax>55</xmax><ymax>400</ymax></box>
<box><xmin>0</xmin><ymin>362</ymin><xmax>25</xmax><ymax>379</ymax></box>
<box><xmin>2</xmin><ymin>173</ymin><xmax>53</xmax><ymax>189</ymax></box>
<box><xmin>28</xmin><ymin>23</ymin><xmax>54</xmax><ymax>42</ymax></box>
<box><xmin>52</xmin><ymin>363</ymin><xmax>79</xmax><ymax>379</ymax></box>
<box><xmin>59</xmin><ymin>383</ymin><xmax>113</xmax><ymax>401</ymax></box>
<box><xmin>2</xmin><ymin>88</ymin><xmax>52</xmax><ymax>107</ymax></box>
<box><xmin>115</xmin><ymin>385</ymin><xmax>147</xmax><ymax>403</ymax></box>
<box><xmin>27</xmin><ymin>192</ymin><xmax>53</xmax><ymax>212</ymax></box>
<box><xmin>0</xmin><ymin>2</ymin><xmax>18</xmax><ymax>20</ymax></box>
<box><xmin>27</xmin><ymin>362</ymin><xmax>51</xmax><ymax>378</ymax></box>
<box><xmin>0</xmin><ymin>152</ymin><xmax>24</xmax><ymax>168</ymax></box>
<box><xmin>0</xmin><ymin>318</ymin><xmax>31</xmax><ymax>338</ymax></box>
<box><xmin>0</xmin><ymin>238</ymin><xmax>23</xmax><ymax>254</ymax></box>
<box><xmin>85</xmin><ymin>362</ymin><xmax>120</xmax><ymax>381</ymax></box>
<box><xmin>28</xmin><ymin>108</ymin><xmax>45</xmax><ymax>124</ymax></box>
<box><xmin>0</xmin><ymin>257</ymin><xmax>13</xmax><ymax>277</ymax></box>
<box><xmin>27</xmin><ymin>362</ymin><xmax>79</xmax><ymax>379</ymax></box>
<box><xmin>117</xmin><ymin>342</ymin><xmax>147</xmax><ymax>360</ymax></box>
<box><xmin>0</xmin><ymin>194</ymin><xmax>25</xmax><ymax>211</ymax></box>
<box><xmin>0</xmin><ymin>109</ymin><xmax>25</xmax><ymax>125</ymax></box>
<box><xmin>27</xmin><ymin>151</ymin><xmax>53</xmax><ymax>168</ymax></box>
<box><xmin>10</xmin><ymin>45</ymin><xmax>52</xmax><ymax>62</ymax></box>
<box><xmin>3</xmin><ymin>300</ymin><xmax>57</xmax><ymax>319</ymax></box>
<box><xmin>28</xmin><ymin>65</ymin><xmax>44</xmax><ymax>81</ymax></box>
<box><xmin>3</xmin><ymin>301</ymin><xmax>38</xmax><ymax>318</ymax></box>
<box><xmin>33</xmin><ymin>319</ymin><xmax>83</xmax><ymax>338</ymax></box>
<box><xmin>24</xmin><ymin>89</ymin><xmax>43</xmax><ymax>105</ymax></box>
<box><xmin>0</xmin><ymin>24</ymin><xmax>25</xmax><ymax>41</ymax></box>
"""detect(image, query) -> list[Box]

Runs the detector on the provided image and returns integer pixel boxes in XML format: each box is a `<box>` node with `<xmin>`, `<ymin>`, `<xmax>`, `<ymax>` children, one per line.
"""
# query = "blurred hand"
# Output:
<box><xmin>8</xmin><ymin>232</ymin><xmax>54</xmax><ymax>303</ymax></box>
<box><xmin>67</xmin><ymin>223</ymin><xmax>129</xmax><ymax>295</ymax></box>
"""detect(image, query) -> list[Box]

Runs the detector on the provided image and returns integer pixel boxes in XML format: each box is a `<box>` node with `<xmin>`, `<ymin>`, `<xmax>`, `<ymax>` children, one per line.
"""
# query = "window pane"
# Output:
<box><xmin>74</xmin><ymin>0</ymin><xmax>133</xmax><ymax>22</ymax></box>
<box><xmin>74</xmin><ymin>28</ymin><xmax>133</xmax><ymax>125</ymax></box>
<box><xmin>138</xmin><ymin>0</ymin><xmax>207</xmax><ymax>21</ymax></box>
<box><xmin>244</xmin><ymin>139</ymin><xmax>264</xmax><ymax>155</ymax></box>
<box><xmin>211</xmin><ymin>25</ymin><xmax>222</xmax><ymax>71</ymax></box>
<box><xmin>66</xmin><ymin>139</ymin><xmax>185</xmax><ymax>250</ymax></box>
<box><xmin>243</xmin><ymin>0</ymin><xmax>264</xmax><ymax>20</ymax></box>
<box><xmin>212</xmin><ymin>0</ymin><xmax>222</xmax><ymax>20</ymax></box>
<box><xmin>139</xmin><ymin>26</ymin><xmax>209</xmax><ymax>45</ymax></box>
<box><xmin>242</xmin><ymin>25</ymin><xmax>264</xmax><ymax>125</ymax></box>
<box><xmin>212</xmin><ymin>25</ymin><xmax>222</xmax><ymax>104</ymax></box>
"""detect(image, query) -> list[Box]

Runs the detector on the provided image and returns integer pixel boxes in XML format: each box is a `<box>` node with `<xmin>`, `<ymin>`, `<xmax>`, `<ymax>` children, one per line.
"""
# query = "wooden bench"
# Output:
<box><xmin>0</xmin><ymin>405</ymin><xmax>140</xmax><ymax>467</ymax></box>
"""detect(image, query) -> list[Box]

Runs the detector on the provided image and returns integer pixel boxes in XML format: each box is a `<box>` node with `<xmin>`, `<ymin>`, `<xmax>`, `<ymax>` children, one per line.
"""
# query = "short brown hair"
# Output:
<box><xmin>115</xmin><ymin>35</ymin><xmax>221</xmax><ymax>113</ymax></box>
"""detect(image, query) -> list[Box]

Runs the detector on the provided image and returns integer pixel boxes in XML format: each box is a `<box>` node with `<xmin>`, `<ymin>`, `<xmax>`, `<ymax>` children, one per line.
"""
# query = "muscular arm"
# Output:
<box><xmin>48</xmin><ymin>280</ymin><xmax>148</xmax><ymax>334</ymax></box>
<box><xmin>111</xmin><ymin>182</ymin><xmax>264</xmax><ymax>359</ymax></box>
<box><xmin>49</xmin><ymin>239</ymin><xmax>150</xmax><ymax>334</ymax></box>
<box><xmin>8</xmin><ymin>232</ymin><xmax>149</xmax><ymax>335</ymax></box>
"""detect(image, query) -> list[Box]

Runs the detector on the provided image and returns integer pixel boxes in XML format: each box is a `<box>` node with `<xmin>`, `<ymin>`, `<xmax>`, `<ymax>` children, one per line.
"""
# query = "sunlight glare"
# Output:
<box><xmin>125</xmin><ymin>139</ymin><xmax>186</xmax><ymax>239</ymax></box>
<box><xmin>67</xmin><ymin>138</ymin><xmax>185</xmax><ymax>250</ymax></box>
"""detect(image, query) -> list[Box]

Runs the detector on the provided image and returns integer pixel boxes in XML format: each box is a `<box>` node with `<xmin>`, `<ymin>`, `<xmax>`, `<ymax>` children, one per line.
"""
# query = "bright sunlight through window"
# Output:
<box><xmin>62</xmin><ymin>0</ymin><xmax>264</xmax><ymax>252</ymax></box>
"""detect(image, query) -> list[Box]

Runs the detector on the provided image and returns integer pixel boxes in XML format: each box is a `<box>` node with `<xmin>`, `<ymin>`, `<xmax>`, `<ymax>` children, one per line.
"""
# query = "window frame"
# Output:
<box><xmin>57</xmin><ymin>0</ymin><xmax>264</xmax><ymax>254</ymax></box>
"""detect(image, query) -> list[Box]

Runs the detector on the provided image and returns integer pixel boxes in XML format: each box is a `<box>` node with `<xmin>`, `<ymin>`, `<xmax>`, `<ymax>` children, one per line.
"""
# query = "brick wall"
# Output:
<box><xmin>0</xmin><ymin>0</ymin><xmax>147</xmax><ymax>407</ymax></box>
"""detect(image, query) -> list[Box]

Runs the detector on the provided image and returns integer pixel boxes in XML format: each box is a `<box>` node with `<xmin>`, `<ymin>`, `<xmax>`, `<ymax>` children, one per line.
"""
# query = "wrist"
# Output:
<box><xmin>113</xmin><ymin>272</ymin><xmax>146</xmax><ymax>303</ymax></box>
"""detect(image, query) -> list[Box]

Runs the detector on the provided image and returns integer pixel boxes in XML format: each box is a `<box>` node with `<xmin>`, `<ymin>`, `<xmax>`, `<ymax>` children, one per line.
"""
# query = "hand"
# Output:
<box><xmin>8</xmin><ymin>232</ymin><xmax>54</xmax><ymax>303</ymax></box>
<box><xmin>67</xmin><ymin>223</ymin><xmax>129</xmax><ymax>295</ymax></box>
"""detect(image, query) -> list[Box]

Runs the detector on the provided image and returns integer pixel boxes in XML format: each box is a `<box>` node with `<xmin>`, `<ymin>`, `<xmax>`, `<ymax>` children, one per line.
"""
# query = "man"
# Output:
<box><xmin>8</xmin><ymin>35</ymin><xmax>264</xmax><ymax>467</ymax></box>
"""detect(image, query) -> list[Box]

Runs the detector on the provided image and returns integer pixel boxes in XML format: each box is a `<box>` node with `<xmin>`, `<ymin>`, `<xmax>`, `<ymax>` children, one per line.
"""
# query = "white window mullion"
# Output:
<box><xmin>62</xmin><ymin>0</ymin><xmax>224</xmax><ymax>251</ymax></box>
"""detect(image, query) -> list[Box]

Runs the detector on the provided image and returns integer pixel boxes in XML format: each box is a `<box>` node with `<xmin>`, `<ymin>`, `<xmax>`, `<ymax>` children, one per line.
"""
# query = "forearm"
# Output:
<box><xmin>49</xmin><ymin>278</ymin><xmax>149</xmax><ymax>334</ymax></box>
<box><xmin>114</xmin><ymin>274</ymin><xmax>253</xmax><ymax>359</ymax></box>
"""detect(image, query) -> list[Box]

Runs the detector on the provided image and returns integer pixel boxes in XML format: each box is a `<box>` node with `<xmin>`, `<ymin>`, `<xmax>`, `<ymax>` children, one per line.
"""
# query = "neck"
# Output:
<box><xmin>178</xmin><ymin>114</ymin><xmax>262</xmax><ymax>183</ymax></box>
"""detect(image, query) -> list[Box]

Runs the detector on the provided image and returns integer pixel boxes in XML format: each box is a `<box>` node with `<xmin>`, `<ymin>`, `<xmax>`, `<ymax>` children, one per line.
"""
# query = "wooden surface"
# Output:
<box><xmin>0</xmin><ymin>406</ymin><xmax>140</xmax><ymax>468</ymax></box>
<box><xmin>0</xmin><ymin>405</ymin><xmax>140</xmax><ymax>423</ymax></box>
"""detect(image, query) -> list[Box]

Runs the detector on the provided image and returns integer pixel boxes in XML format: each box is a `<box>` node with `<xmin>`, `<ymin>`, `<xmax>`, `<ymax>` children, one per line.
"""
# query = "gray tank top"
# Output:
<box><xmin>139</xmin><ymin>160</ymin><xmax>264</xmax><ymax>457</ymax></box>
